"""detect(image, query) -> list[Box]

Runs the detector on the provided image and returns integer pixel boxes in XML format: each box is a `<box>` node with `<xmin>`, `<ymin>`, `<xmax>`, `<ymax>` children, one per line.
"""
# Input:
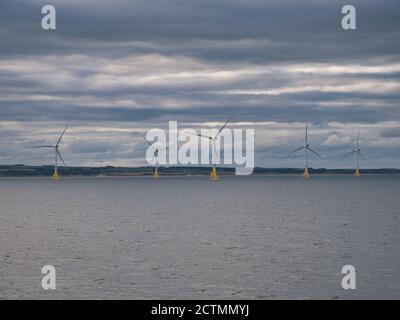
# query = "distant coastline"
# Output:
<box><xmin>1</xmin><ymin>165</ymin><xmax>400</xmax><ymax>177</ymax></box>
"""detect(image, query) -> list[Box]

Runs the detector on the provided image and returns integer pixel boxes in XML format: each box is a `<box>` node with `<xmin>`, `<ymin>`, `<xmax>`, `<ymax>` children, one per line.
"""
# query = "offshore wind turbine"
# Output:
<box><xmin>31</xmin><ymin>125</ymin><xmax>69</xmax><ymax>180</ymax></box>
<box><xmin>190</xmin><ymin>115</ymin><xmax>233</xmax><ymax>181</ymax></box>
<box><xmin>344</xmin><ymin>129</ymin><xmax>367</xmax><ymax>177</ymax></box>
<box><xmin>143</xmin><ymin>137</ymin><xmax>168</xmax><ymax>178</ymax></box>
<box><xmin>288</xmin><ymin>122</ymin><xmax>321</xmax><ymax>178</ymax></box>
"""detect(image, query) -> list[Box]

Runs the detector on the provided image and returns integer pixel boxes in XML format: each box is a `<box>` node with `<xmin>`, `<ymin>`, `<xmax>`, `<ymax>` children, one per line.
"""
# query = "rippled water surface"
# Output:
<box><xmin>1</xmin><ymin>175</ymin><xmax>399</xmax><ymax>299</ymax></box>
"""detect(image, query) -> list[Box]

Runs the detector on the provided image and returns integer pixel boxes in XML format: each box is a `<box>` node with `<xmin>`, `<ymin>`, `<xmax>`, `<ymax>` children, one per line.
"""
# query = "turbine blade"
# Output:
<box><xmin>287</xmin><ymin>146</ymin><xmax>305</xmax><ymax>157</ymax></box>
<box><xmin>30</xmin><ymin>145</ymin><xmax>54</xmax><ymax>148</ymax></box>
<box><xmin>357</xmin><ymin>129</ymin><xmax>360</xmax><ymax>149</ymax></box>
<box><xmin>187</xmin><ymin>132</ymin><xmax>212</xmax><ymax>140</ymax></box>
<box><xmin>307</xmin><ymin>147</ymin><xmax>322</xmax><ymax>158</ymax></box>
<box><xmin>56</xmin><ymin>125</ymin><xmax>69</xmax><ymax>146</ymax></box>
<box><xmin>143</xmin><ymin>136</ymin><xmax>153</xmax><ymax>147</ymax></box>
<box><xmin>143</xmin><ymin>136</ymin><xmax>159</xmax><ymax>152</ymax></box>
<box><xmin>216</xmin><ymin>115</ymin><xmax>233</xmax><ymax>137</ymax></box>
<box><xmin>358</xmin><ymin>151</ymin><xmax>367</xmax><ymax>161</ymax></box>
<box><xmin>56</xmin><ymin>149</ymin><xmax>66</xmax><ymax>166</ymax></box>
<box><xmin>305</xmin><ymin>122</ymin><xmax>308</xmax><ymax>145</ymax></box>
<box><xmin>342</xmin><ymin>150</ymin><xmax>356</xmax><ymax>158</ymax></box>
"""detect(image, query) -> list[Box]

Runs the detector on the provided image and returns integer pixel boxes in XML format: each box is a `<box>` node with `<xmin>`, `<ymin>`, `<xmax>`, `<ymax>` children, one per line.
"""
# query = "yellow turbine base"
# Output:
<box><xmin>153</xmin><ymin>168</ymin><xmax>160</xmax><ymax>178</ymax></box>
<box><xmin>52</xmin><ymin>170</ymin><xmax>60</xmax><ymax>180</ymax></box>
<box><xmin>210</xmin><ymin>166</ymin><xmax>219</xmax><ymax>181</ymax></box>
<box><xmin>354</xmin><ymin>169</ymin><xmax>360</xmax><ymax>177</ymax></box>
<box><xmin>303</xmin><ymin>168</ymin><xmax>310</xmax><ymax>179</ymax></box>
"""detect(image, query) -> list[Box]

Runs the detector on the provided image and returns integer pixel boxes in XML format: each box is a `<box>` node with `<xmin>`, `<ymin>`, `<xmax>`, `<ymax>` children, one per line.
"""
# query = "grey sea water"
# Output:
<box><xmin>0</xmin><ymin>175</ymin><xmax>399</xmax><ymax>299</ymax></box>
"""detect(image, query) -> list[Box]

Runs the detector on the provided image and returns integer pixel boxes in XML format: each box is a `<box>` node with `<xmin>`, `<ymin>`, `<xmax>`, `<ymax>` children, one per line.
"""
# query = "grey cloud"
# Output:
<box><xmin>380</xmin><ymin>128</ymin><xmax>400</xmax><ymax>138</ymax></box>
<box><xmin>1</xmin><ymin>0</ymin><xmax>399</xmax><ymax>62</ymax></box>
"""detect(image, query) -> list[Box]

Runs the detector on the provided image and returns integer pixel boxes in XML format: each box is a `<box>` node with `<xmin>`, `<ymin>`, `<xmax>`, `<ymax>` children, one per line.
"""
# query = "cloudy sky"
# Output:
<box><xmin>0</xmin><ymin>0</ymin><xmax>399</xmax><ymax>168</ymax></box>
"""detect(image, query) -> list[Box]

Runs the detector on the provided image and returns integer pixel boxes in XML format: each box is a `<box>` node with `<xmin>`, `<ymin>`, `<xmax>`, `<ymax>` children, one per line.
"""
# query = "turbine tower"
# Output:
<box><xmin>190</xmin><ymin>115</ymin><xmax>233</xmax><ymax>181</ymax></box>
<box><xmin>31</xmin><ymin>125</ymin><xmax>69</xmax><ymax>180</ymax></box>
<box><xmin>288</xmin><ymin>123</ymin><xmax>321</xmax><ymax>178</ymax></box>
<box><xmin>344</xmin><ymin>129</ymin><xmax>367</xmax><ymax>177</ymax></box>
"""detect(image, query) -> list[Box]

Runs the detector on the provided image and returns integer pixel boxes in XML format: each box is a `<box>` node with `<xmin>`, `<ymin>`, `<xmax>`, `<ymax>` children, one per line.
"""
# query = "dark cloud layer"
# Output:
<box><xmin>1</xmin><ymin>0</ymin><xmax>400</xmax><ymax>60</ymax></box>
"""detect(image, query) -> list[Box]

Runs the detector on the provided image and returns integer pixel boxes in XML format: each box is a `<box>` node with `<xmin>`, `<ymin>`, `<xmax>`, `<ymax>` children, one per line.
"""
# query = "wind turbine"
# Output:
<box><xmin>343</xmin><ymin>129</ymin><xmax>367</xmax><ymax>177</ymax></box>
<box><xmin>31</xmin><ymin>125</ymin><xmax>69</xmax><ymax>180</ymax></box>
<box><xmin>190</xmin><ymin>115</ymin><xmax>233</xmax><ymax>181</ymax></box>
<box><xmin>143</xmin><ymin>137</ymin><xmax>168</xmax><ymax>178</ymax></box>
<box><xmin>288</xmin><ymin>122</ymin><xmax>321</xmax><ymax>178</ymax></box>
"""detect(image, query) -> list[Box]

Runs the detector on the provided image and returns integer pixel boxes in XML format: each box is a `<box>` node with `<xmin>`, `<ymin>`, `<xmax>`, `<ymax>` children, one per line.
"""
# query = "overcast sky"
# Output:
<box><xmin>0</xmin><ymin>0</ymin><xmax>399</xmax><ymax>168</ymax></box>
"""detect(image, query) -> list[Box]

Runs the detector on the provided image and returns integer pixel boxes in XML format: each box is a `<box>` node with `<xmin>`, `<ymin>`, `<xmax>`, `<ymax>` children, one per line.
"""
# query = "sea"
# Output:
<box><xmin>0</xmin><ymin>175</ymin><xmax>399</xmax><ymax>299</ymax></box>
